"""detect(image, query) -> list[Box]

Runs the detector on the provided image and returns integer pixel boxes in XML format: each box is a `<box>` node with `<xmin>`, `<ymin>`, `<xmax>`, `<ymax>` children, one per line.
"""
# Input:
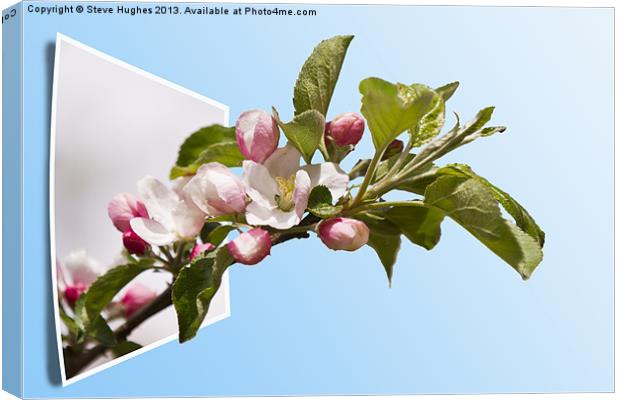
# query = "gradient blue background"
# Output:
<box><xmin>12</xmin><ymin>2</ymin><xmax>615</xmax><ymax>397</ymax></box>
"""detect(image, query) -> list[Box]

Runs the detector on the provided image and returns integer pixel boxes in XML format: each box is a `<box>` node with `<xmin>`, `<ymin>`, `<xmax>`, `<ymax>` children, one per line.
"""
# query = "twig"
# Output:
<box><xmin>64</xmin><ymin>229</ymin><xmax>313</xmax><ymax>378</ymax></box>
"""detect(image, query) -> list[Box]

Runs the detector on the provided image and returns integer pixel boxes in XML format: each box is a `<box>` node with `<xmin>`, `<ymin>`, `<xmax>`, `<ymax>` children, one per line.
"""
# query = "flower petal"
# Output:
<box><xmin>246</xmin><ymin>201</ymin><xmax>300</xmax><ymax>229</ymax></box>
<box><xmin>171</xmin><ymin>201</ymin><xmax>205</xmax><ymax>239</ymax></box>
<box><xmin>293</xmin><ymin>170</ymin><xmax>311</xmax><ymax>218</ymax></box>
<box><xmin>130</xmin><ymin>217</ymin><xmax>176</xmax><ymax>246</ymax></box>
<box><xmin>136</xmin><ymin>176</ymin><xmax>179</xmax><ymax>231</ymax></box>
<box><xmin>171</xmin><ymin>176</ymin><xmax>192</xmax><ymax>198</ymax></box>
<box><xmin>63</xmin><ymin>250</ymin><xmax>101</xmax><ymax>287</ymax></box>
<box><xmin>107</xmin><ymin>193</ymin><xmax>149</xmax><ymax>232</ymax></box>
<box><xmin>185</xmin><ymin>163</ymin><xmax>246</xmax><ymax>215</ymax></box>
<box><xmin>302</xmin><ymin>163</ymin><xmax>349</xmax><ymax>200</ymax></box>
<box><xmin>242</xmin><ymin>160</ymin><xmax>278</xmax><ymax>208</ymax></box>
<box><xmin>263</xmin><ymin>143</ymin><xmax>301</xmax><ymax>179</ymax></box>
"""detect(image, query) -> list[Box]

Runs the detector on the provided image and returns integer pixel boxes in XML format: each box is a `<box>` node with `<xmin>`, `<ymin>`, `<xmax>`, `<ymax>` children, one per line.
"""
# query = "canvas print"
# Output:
<box><xmin>1</xmin><ymin>3</ymin><xmax>610</xmax><ymax>398</ymax></box>
<box><xmin>53</xmin><ymin>31</ymin><xmax>548</xmax><ymax>383</ymax></box>
<box><xmin>51</xmin><ymin>34</ymin><xmax>231</xmax><ymax>384</ymax></box>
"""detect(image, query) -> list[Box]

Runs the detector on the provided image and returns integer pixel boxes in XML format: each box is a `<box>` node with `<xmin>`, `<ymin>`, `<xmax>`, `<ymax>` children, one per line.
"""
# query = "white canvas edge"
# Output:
<box><xmin>48</xmin><ymin>33</ymin><xmax>231</xmax><ymax>388</ymax></box>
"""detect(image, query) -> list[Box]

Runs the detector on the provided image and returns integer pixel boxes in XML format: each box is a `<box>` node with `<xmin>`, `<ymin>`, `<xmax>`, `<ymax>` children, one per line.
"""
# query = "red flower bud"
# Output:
<box><xmin>326</xmin><ymin>112</ymin><xmax>365</xmax><ymax>146</ymax></box>
<box><xmin>64</xmin><ymin>283</ymin><xmax>86</xmax><ymax>307</ymax></box>
<box><xmin>123</xmin><ymin>230</ymin><xmax>150</xmax><ymax>255</ymax></box>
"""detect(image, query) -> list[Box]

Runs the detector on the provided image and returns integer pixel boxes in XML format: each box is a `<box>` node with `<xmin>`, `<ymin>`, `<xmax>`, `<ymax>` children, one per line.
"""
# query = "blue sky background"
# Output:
<box><xmin>14</xmin><ymin>3</ymin><xmax>613</xmax><ymax>397</ymax></box>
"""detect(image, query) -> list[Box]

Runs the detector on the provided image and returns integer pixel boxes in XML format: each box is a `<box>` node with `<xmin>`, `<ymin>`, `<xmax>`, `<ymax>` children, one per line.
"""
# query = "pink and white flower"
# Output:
<box><xmin>120</xmin><ymin>283</ymin><xmax>157</xmax><ymax>317</ymax></box>
<box><xmin>107</xmin><ymin>193</ymin><xmax>149</xmax><ymax>232</ymax></box>
<box><xmin>236</xmin><ymin>109</ymin><xmax>280</xmax><ymax>163</ymax></box>
<box><xmin>243</xmin><ymin>144</ymin><xmax>349</xmax><ymax>229</ymax></box>
<box><xmin>57</xmin><ymin>250</ymin><xmax>102</xmax><ymax>306</ymax></box>
<box><xmin>184</xmin><ymin>162</ymin><xmax>247</xmax><ymax>216</ymax></box>
<box><xmin>318</xmin><ymin>217</ymin><xmax>369</xmax><ymax>251</ymax></box>
<box><xmin>129</xmin><ymin>176</ymin><xmax>205</xmax><ymax>246</ymax></box>
<box><xmin>227</xmin><ymin>228</ymin><xmax>272</xmax><ymax>265</ymax></box>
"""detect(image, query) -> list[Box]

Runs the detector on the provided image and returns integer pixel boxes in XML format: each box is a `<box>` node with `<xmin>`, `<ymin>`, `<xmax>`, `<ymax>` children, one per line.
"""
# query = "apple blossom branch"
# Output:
<box><xmin>63</xmin><ymin>228</ymin><xmax>312</xmax><ymax>378</ymax></box>
<box><xmin>58</xmin><ymin>35</ymin><xmax>545</xmax><ymax>380</ymax></box>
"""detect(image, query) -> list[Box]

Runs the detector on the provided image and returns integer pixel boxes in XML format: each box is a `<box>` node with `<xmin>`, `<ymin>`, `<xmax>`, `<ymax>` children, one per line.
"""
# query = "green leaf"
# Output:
<box><xmin>293</xmin><ymin>35</ymin><xmax>354</xmax><ymax>116</ymax></box>
<box><xmin>204</xmin><ymin>224</ymin><xmax>236</xmax><ymax>246</ymax></box>
<box><xmin>87</xmin><ymin>315</ymin><xmax>117</xmax><ymax>346</ymax></box>
<box><xmin>307</xmin><ymin>185</ymin><xmax>332</xmax><ymax>207</ymax></box>
<box><xmin>409</xmin><ymin>84</ymin><xmax>446</xmax><ymax>148</ymax></box>
<box><xmin>307</xmin><ymin>185</ymin><xmax>342</xmax><ymax>218</ymax></box>
<box><xmin>59</xmin><ymin>306</ymin><xmax>79</xmax><ymax>337</ymax></box>
<box><xmin>170</xmin><ymin>125</ymin><xmax>244</xmax><ymax>179</ymax></box>
<box><xmin>200</xmin><ymin>222</ymin><xmax>221</xmax><ymax>243</ymax></box>
<box><xmin>385</xmin><ymin>204</ymin><xmax>444</xmax><ymax>250</ymax></box>
<box><xmin>424</xmin><ymin>176</ymin><xmax>543</xmax><ymax>279</ymax></box>
<box><xmin>413</xmin><ymin>107</ymin><xmax>502</xmax><ymax>165</ymax></box>
<box><xmin>75</xmin><ymin>260</ymin><xmax>154</xmax><ymax>334</ymax></box>
<box><xmin>435</xmin><ymin>81</ymin><xmax>460</xmax><ymax>101</ymax></box>
<box><xmin>273</xmin><ymin>107</ymin><xmax>325</xmax><ymax>163</ymax></box>
<box><xmin>437</xmin><ymin>164</ymin><xmax>545</xmax><ymax>246</ymax></box>
<box><xmin>358</xmin><ymin>213</ymin><xmax>401</xmax><ymax>285</ymax></box>
<box><xmin>393</xmin><ymin>166</ymin><xmax>439</xmax><ymax>196</ymax></box>
<box><xmin>111</xmin><ymin>341</ymin><xmax>142</xmax><ymax>357</ymax></box>
<box><xmin>172</xmin><ymin>248</ymin><xmax>233</xmax><ymax>342</ymax></box>
<box><xmin>74</xmin><ymin>294</ymin><xmax>117</xmax><ymax>346</ymax></box>
<box><xmin>359</xmin><ymin>78</ymin><xmax>438</xmax><ymax>151</ymax></box>
<box><xmin>373</xmin><ymin>153</ymin><xmax>415</xmax><ymax>183</ymax></box>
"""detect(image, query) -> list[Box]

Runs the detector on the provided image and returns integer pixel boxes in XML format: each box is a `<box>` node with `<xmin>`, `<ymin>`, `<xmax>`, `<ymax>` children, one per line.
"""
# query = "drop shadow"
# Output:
<box><xmin>43</xmin><ymin>39</ymin><xmax>63</xmax><ymax>386</ymax></box>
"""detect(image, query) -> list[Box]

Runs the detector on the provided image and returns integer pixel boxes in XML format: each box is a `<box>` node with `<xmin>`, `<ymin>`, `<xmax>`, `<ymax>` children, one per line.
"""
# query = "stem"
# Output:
<box><xmin>348</xmin><ymin>159</ymin><xmax>370</xmax><ymax>180</ymax></box>
<box><xmin>344</xmin><ymin>200</ymin><xmax>426</xmax><ymax>216</ymax></box>
<box><xmin>350</xmin><ymin>146</ymin><xmax>386</xmax><ymax>207</ymax></box>
<box><xmin>367</xmin><ymin>161</ymin><xmax>437</xmax><ymax>200</ymax></box>
<box><xmin>387</xmin><ymin>134</ymin><xmax>414</xmax><ymax>176</ymax></box>
<box><xmin>63</xmin><ymin>229</ymin><xmax>313</xmax><ymax>379</ymax></box>
<box><xmin>160</xmin><ymin>246</ymin><xmax>174</xmax><ymax>263</ymax></box>
<box><xmin>64</xmin><ymin>285</ymin><xmax>173</xmax><ymax>379</ymax></box>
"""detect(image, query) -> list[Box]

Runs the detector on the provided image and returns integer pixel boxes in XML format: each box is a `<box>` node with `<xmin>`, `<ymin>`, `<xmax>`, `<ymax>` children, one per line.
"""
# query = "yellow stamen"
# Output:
<box><xmin>275</xmin><ymin>175</ymin><xmax>296</xmax><ymax>211</ymax></box>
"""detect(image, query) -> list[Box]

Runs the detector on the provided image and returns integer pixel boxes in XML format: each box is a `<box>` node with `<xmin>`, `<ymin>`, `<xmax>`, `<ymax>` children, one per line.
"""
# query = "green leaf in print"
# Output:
<box><xmin>435</xmin><ymin>81</ymin><xmax>460</xmax><ymax>102</ymax></box>
<box><xmin>293</xmin><ymin>35</ymin><xmax>354</xmax><ymax>116</ymax></box>
<box><xmin>358</xmin><ymin>213</ymin><xmax>402</xmax><ymax>285</ymax></box>
<box><xmin>170</xmin><ymin>125</ymin><xmax>244</xmax><ymax>179</ymax></box>
<box><xmin>437</xmin><ymin>163</ymin><xmax>545</xmax><ymax>246</ymax></box>
<box><xmin>359</xmin><ymin>78</ymin><xmax>438</xmax><ymax>151</ymax></box>
<box><xmin>74</xmin><ymin>259</ymin><xmax>155</xmax><ymax>336</ymax></box>
<box><xmin>409</xmin><ymin>84</ymin><xmax>446</xmax><ymax>148</ymax></box>
<box><xmin>172</xmin><ymin>248</ymin><xmax>233</xmax><ymax>342</ymax></box>
<box><xmin>307</xmin><ymin>185</ymin><xmax>343</xmax><ymax>218</ymax></box>
<box><xmin>385</xmin><ymin>204</ymin><xmax>444</xmax><ymax>250</ymax></box>
<box><xmin>273</xmin><ymin>107</ymin><xmax>325</xmax><ymax>163</ymax></box>
<box><xmin>424</xmin><ymin>176</ymin><xmax>543</xmax><ymax>279</ymax></box>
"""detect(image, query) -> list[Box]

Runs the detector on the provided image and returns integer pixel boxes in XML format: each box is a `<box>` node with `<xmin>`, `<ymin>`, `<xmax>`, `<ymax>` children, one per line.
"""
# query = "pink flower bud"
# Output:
<box><xmin>318</xmin><ymin>218</ymin><xmax>369</xmax><ymax>251</ymax></box>
<box><xmin>123</xmin><ymin>230</ymin><xmax>150</xmax><ymax>255</ymax></box>
<box><xmin>64</xmin><ymin>283</ymin><xmax>86</xmax><ymax>307</ymax></box>
<box><xmin>227</xmin><ymin>228</ymin><xmax>272</xmax><ymax>265</ymax></box>
<box><xmin>121</xmin><ymin>283</ymin><xmax>157</xmax><ymax>318</ymax></box>
<box><xmin>189</xmin><ymin>242</ymin><xmax>215</xmax><ymax>261</ymax></box>
<box><xmin>236</xmin><ymin>109</ymin><xmax>280</xmax><ymax>163</ymax></box>
<box><xmin>108</xmin><ymin>193</ymin><xmax>149</xmax><ymax>232</ymax></box>
<box><xmin>184</xmin><ymin>163</ymin><xmax>247</xmax><ymax>216</ymax></box>
<box><xmin>326</xmin><ymin>112</ymin><xmax>365</xmax><ymax>147</ymax></box>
